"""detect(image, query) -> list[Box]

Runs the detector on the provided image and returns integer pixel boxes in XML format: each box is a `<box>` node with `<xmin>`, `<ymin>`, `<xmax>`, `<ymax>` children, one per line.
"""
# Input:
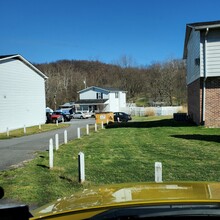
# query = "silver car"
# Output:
<box><xmin>72</xmin><ymin>111</ymin><xmax>89</xmax><ymax>119</ymax></box>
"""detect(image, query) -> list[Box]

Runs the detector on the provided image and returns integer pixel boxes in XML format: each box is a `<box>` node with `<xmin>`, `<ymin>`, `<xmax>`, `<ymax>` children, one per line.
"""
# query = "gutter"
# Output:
<box><xmin>202</xmin><ymin>28</ymin><xmax>209</xmax><ymax>124</ymax></box>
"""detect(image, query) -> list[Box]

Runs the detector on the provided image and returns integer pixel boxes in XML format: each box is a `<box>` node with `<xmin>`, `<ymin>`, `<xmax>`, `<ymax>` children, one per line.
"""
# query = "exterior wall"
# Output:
<box><xmin>204</xmin><ymin>29</ymin><xmax>220</xmax><ymax>77</ymax></box>
<box><xmin>187</xmin><ymin>78</ymin><xmax>202</xmax><ymax>125</ymax></box>
<box><xmin>186</xmin><ymin>30</ymin><xmax>201</xmax><ymax>85</ymax></box>
<box><xmin>185</xmin><ymin>26</ymin><xmax>220</xmax><ymax>127</ymax></box>
<box><xmin>107</xmin><ymin>91</ymin><xmax>126</xmax><ymax>112</ymax></box>
<box><xmin>108</xmin><ymin>92</ymin><xmax>119</xmax><ymax>112</ymax></box>
<box><xmin>119</xmin><ymin>91</ymin><xmax>126</xmax><ymax>108</ymax></box>
<box><xmin>187</xmin><ymin>77</ymin><xmax>220</xmax><ymax>127</ymax></box>
<box><xmin>0</xmin><ymin>59</ymin><xmax>46</xmax><ymax>132</ymax></box>
<box><xmin>205</xmin><ymin>77</ymin><xmax>220</xmax><ymax>127</ymax></box>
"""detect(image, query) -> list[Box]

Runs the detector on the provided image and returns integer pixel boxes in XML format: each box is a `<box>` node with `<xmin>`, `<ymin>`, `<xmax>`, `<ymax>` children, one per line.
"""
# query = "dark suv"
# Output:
<box><xmin>113</xmin><ymin>112</ymin><xmax>132</xmax><ymax>122</ymax></box>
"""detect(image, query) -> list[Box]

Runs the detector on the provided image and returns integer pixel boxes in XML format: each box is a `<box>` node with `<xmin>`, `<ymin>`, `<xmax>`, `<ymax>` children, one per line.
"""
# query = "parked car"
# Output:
<box><xmin>85</xmin><ymin>111</ymin><xmax>95</xmax><ymax>118</ymax></box>
<box><xmin>50</xmin><ymin>110</ymin><xmax>71</xmax><ymax>123</ymax></box>
<box><xmin>28</xmin><ymin>181</ymin><xmax>220</xmax><ymax>219</ymax></box>
<box><xmin>50</xmin><ymin>113</ymin><xmax>64</xmax><ymax>123</ymax></box>
<box><xmin>113</xmin><ymin>112</ymin><xmax>132</xmax><ymax>122</ymax></box>
<box><xmin>59</xmin><ymin>108</ymin><xmax>73</xmax><ymax>119</ymax></box>
<box><xmin>72</xmin><ymin>111</ymin><xmax>89</xmax><ymax>119</ymax></box>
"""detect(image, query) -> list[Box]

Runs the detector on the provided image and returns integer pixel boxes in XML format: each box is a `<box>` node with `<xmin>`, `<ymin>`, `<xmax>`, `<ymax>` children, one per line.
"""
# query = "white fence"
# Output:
<box><xmin>121</xmin><ymin>106</ymin><xmax>183</xmax><ymax>117</ymax></box>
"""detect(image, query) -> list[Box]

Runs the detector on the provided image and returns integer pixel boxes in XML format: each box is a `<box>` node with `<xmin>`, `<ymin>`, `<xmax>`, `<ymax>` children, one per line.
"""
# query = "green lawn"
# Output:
<box><xmin>1</xmin><ymin>115</ymin><xmax>220</xmax><ymax>209</ymax></box>
<box><xmin>0</xmin><ymin>123</ymin><xmax>69</xmax><ymax>139</ymax></box>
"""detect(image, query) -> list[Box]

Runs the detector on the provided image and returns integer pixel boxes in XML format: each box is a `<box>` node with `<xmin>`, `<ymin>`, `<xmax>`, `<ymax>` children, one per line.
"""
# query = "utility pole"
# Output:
<box><xmin>54</xmin><ymin>95</ymin><xmax>57</xmax><ymax>110</ymax></box>
<box><xmin>83</xmin><ymin>78</ymin><xmax>86</xmax><ymax>89</ymax></box>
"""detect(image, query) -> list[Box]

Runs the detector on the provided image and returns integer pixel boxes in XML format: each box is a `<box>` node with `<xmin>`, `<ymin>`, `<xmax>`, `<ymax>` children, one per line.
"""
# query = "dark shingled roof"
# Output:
<box><xmin>0</xmin><ymin>54</ymin><xmax>18</xmax><ymax>59</ymax></box>
<box><xmin>78</xmin><ymin>86</ymin><xmax>127</xmax><ymax>93</ymax></box>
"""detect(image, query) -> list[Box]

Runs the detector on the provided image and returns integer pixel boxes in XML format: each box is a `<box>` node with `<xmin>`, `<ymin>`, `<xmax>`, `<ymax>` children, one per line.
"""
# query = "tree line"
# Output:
<box><xmin>35</xmin><ymin>58</ymin><xmax>186</xmax><ymax>109</ymax></box>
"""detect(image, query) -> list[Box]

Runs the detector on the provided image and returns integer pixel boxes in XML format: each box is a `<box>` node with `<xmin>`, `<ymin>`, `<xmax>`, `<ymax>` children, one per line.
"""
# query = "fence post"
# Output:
<box><xmin>95</xmin><ymin>123</ymin><xmax>97</xmax><ymax>132</ymax></box>
<box><xmin>64</xmin><ymin>130</ymin><xmax>67</xmax><ymax>144</ymax></box>
<box><xmin>49</xmin><ymin>138</ymin><xmax>53</xmax><ymax>169</ymax></box>
<box><xmin>78</xmin><ymin>152</ymin><xmax>85</xmax><ymax>183</ymax></box>
<box><xmin>101</xmin><ymin>121</ymin><xmax>104</xmax><ymax>129</ymax></box>
<box><xmin>55</xmin><ymin>134</ymin><xmax>59</xmax><ymax>150</ymax></box>
<box><xmin>6</xmin><ymin>127</ymin><xmax>9</xmax><ymax>137</ymax></box>
<box><xmin>39</xmin><ymin>123</ymin><xmax>42</xmax><ymax>130</ymax></box>
<box><xmin>77</xmin><ymin>127</ymin><xmax>81</xmax><ymax>139</ymax></box>
<box><xmin>86</xmin><ymin>124</ymin><xmax>89</xmax><ymax>135</ymax></box>
<box><xmin>23</xmin><ymin>125</ymin><xmax>26</xmax><ymax>134</ymax></box>
<box><xmin>56</xmin><ymin>120</ymin><xmax>58</xmax><ymax>126</ymax></box>
<box><xmin>155</xmin><ymin>162</ymin><xmax>162</xmax><ymax>183</ymax></box>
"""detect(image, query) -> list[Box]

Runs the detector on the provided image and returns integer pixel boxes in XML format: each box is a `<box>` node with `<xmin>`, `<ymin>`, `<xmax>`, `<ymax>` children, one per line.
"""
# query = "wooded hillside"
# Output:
<box><xmin>36</xmin><ymin>59</ymin><xmax>186</xmax><ymax>109</ymax></box>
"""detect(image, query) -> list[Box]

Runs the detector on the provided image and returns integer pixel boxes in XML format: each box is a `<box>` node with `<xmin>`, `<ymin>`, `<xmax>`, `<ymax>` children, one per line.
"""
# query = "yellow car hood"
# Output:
<box><xmin>31</xmin><ymin>181</ymin><xmax>220</xmax><ymax>219</ymax></box>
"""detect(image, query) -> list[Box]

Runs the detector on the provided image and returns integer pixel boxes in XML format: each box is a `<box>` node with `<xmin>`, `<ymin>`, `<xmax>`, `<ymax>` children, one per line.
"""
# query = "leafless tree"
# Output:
<box><xmin>36</xmin><ymin>58</ymin><xmax>186</xmax><ymax>108</ymax></box>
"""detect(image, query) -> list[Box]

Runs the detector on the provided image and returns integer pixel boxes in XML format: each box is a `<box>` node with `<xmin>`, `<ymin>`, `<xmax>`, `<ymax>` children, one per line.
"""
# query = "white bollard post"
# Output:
<box><xmin>55</xmin><ymin>134</ymin><xmax>59</xmax><ymax>150</ymax></box>
<box><xmin>78</xmin><ymin>152</ymin><xmax>85</xmax><ymax>183</ymax></box>
<box><xmin>86</xmin><ymin>124</ymin><xmax>89</xmax><ymax>135</ymax></box>
<box><xmin>101</xmin><ymin>121</ymin><xmax>104</xmax><ymax>129</ymax></box>
<box><xmin>155</xmin><ymin>162</ymin><xmax>162</xmax><ymax>183</ymax></box>
<box><xmin>49</xmin><ymin>138</ymin><xmax>53</xmax><ymax>169</ymax></box>
<box><xmin>77</xmin><ymin>127</ymin><xmax>81</xmax><ymax>139</ymax></box>
<box><xmin>64</xmin><ymin>130</ymin><xmax>67</xmax><ymax>144</ymax></box>
<box><xmin>39</xmin><ymin>123</ymin><xmax>41</xmax><ymax>130</ymax></box>
<box><xmin>95</xmin><ymin>123</ymin><xmax>97</xmax><ymax>132</ymax></box>
<box><xmin>56</xmin><ymin>120</ymin><xmax>58</xmax><ymax>126</ymax></box>
<box><xmin>24</xmin><ymin>125</ymin><xmax>26</xmax><ymax>134</ymax></box>
<box><xmin>6</xmin><ymin>127</ymin><xmax>9</xmax><ymax>137</ymax></box>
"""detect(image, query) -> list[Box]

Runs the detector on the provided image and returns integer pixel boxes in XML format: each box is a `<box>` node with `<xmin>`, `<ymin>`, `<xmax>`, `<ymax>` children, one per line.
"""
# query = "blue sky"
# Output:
<box><xmin>1</xmin><ymin>0</ymin><xmax>220</xmax><ymax>66</ymax></box>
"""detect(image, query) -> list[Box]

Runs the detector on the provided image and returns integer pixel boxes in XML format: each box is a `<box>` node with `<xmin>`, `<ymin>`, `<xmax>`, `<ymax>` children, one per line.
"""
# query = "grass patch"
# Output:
<box><xmin>0</xmin><ymin>123</ymin><xmax>69</xmax><ymax>139</ymax></box>
<box><xmin>1</xmin><ymin>116</ymin><xmax>220</xmax><ymax>208</ymax></box>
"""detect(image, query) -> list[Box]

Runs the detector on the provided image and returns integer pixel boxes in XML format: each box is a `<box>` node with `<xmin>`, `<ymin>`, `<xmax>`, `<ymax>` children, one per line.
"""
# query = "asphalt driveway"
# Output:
<box><xmin>0</xmin><ymin>118</ymin><xmax>95</xmax><ymax>171</ymax></box>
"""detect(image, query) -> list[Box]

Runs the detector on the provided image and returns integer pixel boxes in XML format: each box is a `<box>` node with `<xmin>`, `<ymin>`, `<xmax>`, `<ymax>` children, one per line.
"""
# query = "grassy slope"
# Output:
<box><xmin>0</xmin><ymin>124</ymin><xmax>69</xmax><ymax>139</ymax></box>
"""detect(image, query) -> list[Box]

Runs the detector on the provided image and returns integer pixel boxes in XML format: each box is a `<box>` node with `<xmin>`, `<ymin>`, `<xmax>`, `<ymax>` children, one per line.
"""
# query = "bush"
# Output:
<box><xmin>144</xmin><ymin>108</ymin><xmax>155</xmax><ymax>117</ymax></box>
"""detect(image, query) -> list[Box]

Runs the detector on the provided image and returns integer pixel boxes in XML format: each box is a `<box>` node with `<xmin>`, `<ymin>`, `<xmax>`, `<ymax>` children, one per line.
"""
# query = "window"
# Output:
<box><xmin>195</xmin><ymin>58</ymin><xmax>200</xmax><ymax>66</ymax></box>
<box><xmin>96</xmin><ymin>92</ymin><xmax>103</xmax><ymax>99</ymax></box>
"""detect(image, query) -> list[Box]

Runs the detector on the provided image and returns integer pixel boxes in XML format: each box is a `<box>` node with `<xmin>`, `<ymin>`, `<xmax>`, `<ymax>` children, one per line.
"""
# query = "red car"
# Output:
<box><xmin>50</xmin><ymin>112</ymin><xmax>64</xmax><ymax>123</ymax></box>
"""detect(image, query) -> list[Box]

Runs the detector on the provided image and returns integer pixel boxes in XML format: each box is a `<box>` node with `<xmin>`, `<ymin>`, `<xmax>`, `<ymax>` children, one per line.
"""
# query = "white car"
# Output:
<box><xmin>72</xmin><ymin>111</ymin><xmax>89</xmax><ymax>119</ymax></box>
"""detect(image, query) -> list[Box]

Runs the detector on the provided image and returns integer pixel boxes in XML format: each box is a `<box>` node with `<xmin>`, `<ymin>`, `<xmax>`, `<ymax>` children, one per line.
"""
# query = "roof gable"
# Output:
<box><xmin>78</xmin><ymin>86</ymin><xmax>126</xmax><ymax>94</ymax></box>
<box><xmin>183</xmin><ymin>20</ymin><xmax>220</xmax><ymax>59</ymax></box>
<box><xmin>0</xmin><ymin>54</ymin><xmax>48</xmax><ymax>80</ymax></box>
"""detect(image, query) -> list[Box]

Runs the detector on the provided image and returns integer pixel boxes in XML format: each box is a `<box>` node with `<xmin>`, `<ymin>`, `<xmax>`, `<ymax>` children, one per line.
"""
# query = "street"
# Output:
<box><xmin>0</xmin><ymin>118</ymin><xmax>96</xmax><ymax>171</ymax></box>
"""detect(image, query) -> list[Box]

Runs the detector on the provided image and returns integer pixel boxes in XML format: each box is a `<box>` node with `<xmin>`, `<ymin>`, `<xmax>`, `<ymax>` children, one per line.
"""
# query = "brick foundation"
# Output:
<box><xmin>187</xmin><ymin>77</ymin><xmax>220</xmax><ymax>127</ymax></box>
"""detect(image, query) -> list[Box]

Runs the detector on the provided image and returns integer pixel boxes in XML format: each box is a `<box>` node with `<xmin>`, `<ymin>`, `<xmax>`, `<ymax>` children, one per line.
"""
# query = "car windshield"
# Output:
<box><xmin>53</xmin><ymin>112</ymin><xmax>61</xmax><ymax>115</ymax></box>
<box><xmin>2</xmin><ymin>1</ymin><xmax>220</xmax><ymax>220</ymax></box>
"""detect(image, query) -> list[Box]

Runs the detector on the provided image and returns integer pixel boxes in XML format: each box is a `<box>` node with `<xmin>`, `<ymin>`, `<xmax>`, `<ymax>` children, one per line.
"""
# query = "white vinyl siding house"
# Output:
<box><xmin>0</xmin><ymin>54</ymin><xmax>48</xmax><ymax>132</ymax></box>
<box><xmin>77</xmin><ymin>86</ymin><xmax>127</xmax><ymax>112</ymax></box>
<box><xmin>183</xmin><ymin>20</ymin><xmax>220</xmax><ymax>127</ymax></box>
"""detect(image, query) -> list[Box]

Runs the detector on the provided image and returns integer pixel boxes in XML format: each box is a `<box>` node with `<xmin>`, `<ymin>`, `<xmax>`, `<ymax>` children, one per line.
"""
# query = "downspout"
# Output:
<box><xmin>202</xmin><ymin>28</ymin><xmax>209</xmax><ymax>124</ymax></box>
